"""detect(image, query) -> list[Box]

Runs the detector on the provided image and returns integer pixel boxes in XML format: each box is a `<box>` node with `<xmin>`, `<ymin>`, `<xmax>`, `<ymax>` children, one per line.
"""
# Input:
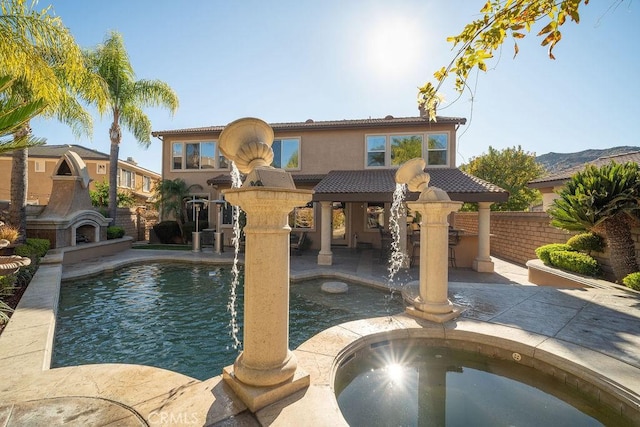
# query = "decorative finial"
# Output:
<box><xmin>395</xmin><ymin>157</ymin><xmax>450</xmax><ymax>201</ymax></box>
<box><xmin>219</xmin><ymin>117</ymin><xmax>275</xmax><ymax>174</ymax></box>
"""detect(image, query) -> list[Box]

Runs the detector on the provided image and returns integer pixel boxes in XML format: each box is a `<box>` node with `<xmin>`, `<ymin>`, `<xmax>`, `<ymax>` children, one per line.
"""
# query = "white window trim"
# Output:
<box><xmin>364</xmin><ymin>134</ymin><xmax>388</xmax><ymax>169</ymax></box>
<box><xmin>424</xmin><ymin>131</ymin><xmax>451</xmax><ymax>168</ymax></box>
<box><xmin>364</xmin><ymin>131</ymin><xmax>451</xmax><ymax>168</ymax></box>
<box><xmin>171</xmin><ymin>141</ymin><xmax>229</xmax><ymax>172</ymax></box>
<box><xmin>96</xmin><ymin>162</ymin><xmax>107</xmax><ymax>175</ymax></box>
<box><xmin>34</xmin><ymin>159</ymin><xmax>46</xmax><ymax>173</ymax></box>
<box><xmin>142</xmin><ymin>176</ymin><xmax>151</xmax><ymax>193</ymax></box>
<box><xmin>272</xmin><ymin>137</ymin><xmax>302</xmax><ymax>171</ymax></box>
<box><xmin>120</xmin><ymin>169</ymin><xmax>135</xmax><ymax>189</ymax></box>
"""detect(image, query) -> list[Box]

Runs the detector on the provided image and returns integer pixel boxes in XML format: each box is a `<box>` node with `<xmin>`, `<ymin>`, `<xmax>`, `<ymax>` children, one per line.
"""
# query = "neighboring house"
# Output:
<box><xmin>529</xmin><ymin>151</ymin><xmax>640</xmax><ymax>211</ymax></box>
<box><xmin>0</xmin><ymin>144</ymin><xmax>161</xmax><ymax>207</ymax></box>
<box><xmin>152</xmin><ymin>112</ymin><xmax>508</xmax><ymax>270</ymax></box>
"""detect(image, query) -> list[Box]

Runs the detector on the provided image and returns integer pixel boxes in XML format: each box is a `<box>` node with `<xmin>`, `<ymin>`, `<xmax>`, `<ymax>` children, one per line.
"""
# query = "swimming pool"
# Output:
<box><xmin>52</xmin><ymin>263</ymin><xmax>404</xmax><ymax>380</ymax></box>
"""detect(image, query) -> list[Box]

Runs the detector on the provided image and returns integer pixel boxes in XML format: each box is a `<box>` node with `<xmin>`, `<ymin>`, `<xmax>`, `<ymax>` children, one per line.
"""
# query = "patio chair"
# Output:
<box><xmin>448</xmin><ymin>228</ymin><xmax>460</xmax><ymax>268</ymax></box>
<box><xmin>290</xmin><ymin>232</ymin><xmax>307</xmax><ymax>256</ymax></box>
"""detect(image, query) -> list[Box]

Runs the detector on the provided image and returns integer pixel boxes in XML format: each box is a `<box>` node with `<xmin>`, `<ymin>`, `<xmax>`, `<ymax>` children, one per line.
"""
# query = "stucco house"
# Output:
<box><xmin>152</xmin><ymin>112</ymin><xmax>508</xmax><ymax>271</ymax></box>
<box><xmin>0</xmin><ymin>144</ymin><xmax>161</xmax><ymax>207</ymax></box>
<box><xmin>529</xmin><ymin>151</ymin><xmax>640</xmax><ymax>211</ymax></box>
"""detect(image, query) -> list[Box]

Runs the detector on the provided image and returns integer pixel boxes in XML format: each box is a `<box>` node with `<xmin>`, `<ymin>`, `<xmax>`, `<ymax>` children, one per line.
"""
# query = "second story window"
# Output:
<box><xmin>119</xmin><ymin>169</ymin><xmax>135</xmax><ymax>189</ymax></box>
<box><xmin>391</xmin><ymin>135</ymin><xmax>423</xmax><ymax>166</ymax></box>
<box><xmin>366</xmin><ymin>132</ymin><xmax>450</xmax><ymax>167</ymax></box>
<box><xmin>272</xmin><ymin>138</ymin><xmax>300</xmax><ymax>169</ymax></box>
<box><xmin>172</xmin><ymin>141</ymin><xmax>227</xmax><ymax>170</ymax></box>
<box><xmin>427</xmin><ymin>134</ymin><xmax>448</xmax><ymax>166</ymax></box>
<box><xmin>366</xmin><ymin>136</ymin><xmax>386</xmax><ymax>167</ymax></box>
<box><xmin>143</xmin><ymin>176</ymin><xmax>151</xmax><ymax>193</ymax></box>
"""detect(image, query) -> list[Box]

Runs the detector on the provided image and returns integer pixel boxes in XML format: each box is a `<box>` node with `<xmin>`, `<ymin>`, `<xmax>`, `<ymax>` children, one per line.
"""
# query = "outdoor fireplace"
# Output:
<box><xmin>27</xmin><ymin>150</ymin><xmax>110</xmax><ymax>248</ymax></box>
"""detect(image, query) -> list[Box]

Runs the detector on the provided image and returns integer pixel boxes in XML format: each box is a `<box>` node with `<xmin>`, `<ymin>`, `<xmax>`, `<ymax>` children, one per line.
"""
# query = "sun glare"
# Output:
<box><xmin>366</xmin><ymin>17</ymin><xmax>423</xmax><ymax>77</ymax></box>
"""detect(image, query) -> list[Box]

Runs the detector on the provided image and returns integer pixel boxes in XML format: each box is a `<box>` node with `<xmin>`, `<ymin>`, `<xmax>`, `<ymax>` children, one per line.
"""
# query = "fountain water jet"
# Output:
<box><xmin>227</xmin><ymin>163</ymin><xmax>243</xmax><ymax>350</ymax></box>
<box><xmin>219</xmin><ymin>117</ymin><xmax>313</xmax><ymax>412</ymax></box>
<box><xmin>395</xmin><ymin>158</ymin><xmax>463</xmax><ymax>323</ymax></box>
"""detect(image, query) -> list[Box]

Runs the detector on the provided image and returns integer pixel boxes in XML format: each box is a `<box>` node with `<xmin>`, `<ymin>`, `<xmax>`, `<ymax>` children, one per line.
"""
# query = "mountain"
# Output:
<box><xmin>536</xmin><ymin>146</ymin><xmax>640</xmax><ymax>173</ymax></box>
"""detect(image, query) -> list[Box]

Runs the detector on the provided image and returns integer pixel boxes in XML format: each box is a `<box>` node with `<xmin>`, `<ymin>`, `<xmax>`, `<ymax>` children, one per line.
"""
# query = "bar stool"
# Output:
<box><xmin>448</xmin><ymin>229</ymin><xmax>460</xmax><ymax>268</ymax></box>
<box><xmin>410</xmin><ymin>230</ymin><xmax>420</xmax><ymax>267</ymax></box>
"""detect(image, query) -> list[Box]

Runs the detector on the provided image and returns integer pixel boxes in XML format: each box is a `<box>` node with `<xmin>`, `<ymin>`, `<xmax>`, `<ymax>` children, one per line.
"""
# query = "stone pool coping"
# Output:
<box><xmin>0</xmin><ymin>250</ymin><xmax>639</xmax><ymax>425</ymax></box>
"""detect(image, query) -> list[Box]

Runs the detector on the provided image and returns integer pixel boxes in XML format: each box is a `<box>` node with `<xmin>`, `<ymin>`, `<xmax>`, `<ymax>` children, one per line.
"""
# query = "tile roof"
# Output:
<box><xmin>207</xmin><ymin>174</ymin><xmax>325</xmax><ymax>186</ymax></box>
<box><xmin>152</xmin><ymin>115</ymin><xmax>466</xmax><ymax>137</ymax></box>
<box><xmin>314</xmin><ymin>169</ymin><xmax>508</xmax><ymax>203</ymax></box>
<box><xmin>208</xmin><ymin>168</ymin><xmax>508</xmax><ymax>203</ymax></box>
<box><xmin>529</xmin><ymin>151</ymin><xmax>640</xmax><ymax>188</ymax></box>
<box><xmin>1</xmin><ymin>144</ymin><xmax>109</xmax><ymax>159</ymax></box>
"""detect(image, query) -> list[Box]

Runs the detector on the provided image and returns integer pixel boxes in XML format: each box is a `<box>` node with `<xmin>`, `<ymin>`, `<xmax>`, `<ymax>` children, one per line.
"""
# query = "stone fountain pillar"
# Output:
<box><xmin>218</xmin><ymin>118</ymin><xmax>313</xmax><ymax>412</ymax></box>
<box><xmin>396</xmin><ymin>158</ymin><xmax>462</xmax><ymax>323</ymax></box>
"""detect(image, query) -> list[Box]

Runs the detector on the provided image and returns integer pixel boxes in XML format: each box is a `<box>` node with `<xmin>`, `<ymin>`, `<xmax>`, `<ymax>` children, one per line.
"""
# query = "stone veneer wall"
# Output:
<box><xmin>113</xmin><ymin>207</ymin><xmax>159</xmax><ymax>242</ymax></box>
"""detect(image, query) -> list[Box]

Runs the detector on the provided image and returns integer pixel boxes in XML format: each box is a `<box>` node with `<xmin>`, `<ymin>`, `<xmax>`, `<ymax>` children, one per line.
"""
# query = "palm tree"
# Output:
<box><xmin>1</xmin><ymin>0</ymin><xmax>107</xmax><ymax>240</ymax></box>
<box><xmin>548</xmin><ymin>162</ymin><xmax>640</xmax><ymax>282</ymax></box>
<box><xmin>154</xmin><ymin>178</ymin><xmax>202</xmax><ymax>243</ymax></box>
<box><xmin>0</xmin><ymin>76</ymin><xmax>46</xmax><ymax>154</ymax></box>
<box><xmin>85</xmin><ymin>31</ymin><xmax>179</xmax><ymax>225</ymax></box>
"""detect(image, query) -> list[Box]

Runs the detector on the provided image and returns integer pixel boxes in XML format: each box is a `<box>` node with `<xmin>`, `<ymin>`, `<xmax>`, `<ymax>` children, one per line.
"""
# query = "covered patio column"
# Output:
<box><xmin>473</xmin><ymin>201</ymin><xmax>494</xmax><ymax>272</ymax></box>
<box><xmin>317</xmin><ymin>201</ymin><xmax>333</xmax><ymax>265</ymax></box>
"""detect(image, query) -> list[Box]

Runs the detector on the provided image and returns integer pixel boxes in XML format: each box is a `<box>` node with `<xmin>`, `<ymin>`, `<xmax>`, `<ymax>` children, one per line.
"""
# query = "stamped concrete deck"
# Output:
<box><xmin>0</xmin><ymin>246</ymin><xmax>639</xmax><ymax>426</ymax></box>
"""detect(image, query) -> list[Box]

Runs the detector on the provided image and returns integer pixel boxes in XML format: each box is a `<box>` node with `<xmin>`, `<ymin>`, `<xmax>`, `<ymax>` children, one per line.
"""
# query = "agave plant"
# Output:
<box><xmin>548</xmin><ymin>162</ymin><xmax>640</xmax><ymax>282</ymax></box>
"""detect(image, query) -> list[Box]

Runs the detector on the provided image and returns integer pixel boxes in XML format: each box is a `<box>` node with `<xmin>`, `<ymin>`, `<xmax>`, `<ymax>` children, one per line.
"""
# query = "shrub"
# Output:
<box><xmin>549</xmin><ymin>250</ymin><xmax>600</xmax><ymax>277</ymax></box>
<box><xmin>14</xmin><ymin>243</ymin><xmax>37</xmax><ymax>258</ymax></box>
<box><xmin>107</xmin><ymin>226</ymin><xmax>126</xmax><ymax>239</ymax></box>
<box><xmin>152</xmin><ymin>221</ymin><xmax>182</xmax><ymax>244</ymax></box>
<box><xmin>535</xmin><ymin>243</ymin><xmax>573</xmax><ymax>265</ymax></box>
<box><xmin>622</xmin><ymin>272</ymin><xmax>640</xmax><ymax>291</ymax></box>
<box><xmin>567</xmin><ymin>232</ymin><xmax>605</xmax><ymax>254</ymax></box>
<box><xmin>25</xmin><ymin>238</ymin><xmax>50</xmax><ymax>258</ymax></box>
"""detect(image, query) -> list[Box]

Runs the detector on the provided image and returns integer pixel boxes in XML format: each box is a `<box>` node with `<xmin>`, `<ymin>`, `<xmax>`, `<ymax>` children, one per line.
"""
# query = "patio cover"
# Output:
<box><xmin>208</xmin><ymin>168</ymin><xmax>508</xmax><ymax>203</ymax></box>
<box><xmin>312</xmin><ymin>168</ymin><xmax>508</xmax><ymax>203</ymax></box>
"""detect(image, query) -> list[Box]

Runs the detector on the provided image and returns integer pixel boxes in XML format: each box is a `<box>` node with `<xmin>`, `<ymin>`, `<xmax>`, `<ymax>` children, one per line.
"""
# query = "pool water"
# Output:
<box><xmin>335</xmin><ymin>340</ymin><xmax>634</xmax><ymax>427</ymax></box>
<box><xmin>53</xmin><ymin>263</ymin><xmax>404</xmax><ymax>380</ymax></box>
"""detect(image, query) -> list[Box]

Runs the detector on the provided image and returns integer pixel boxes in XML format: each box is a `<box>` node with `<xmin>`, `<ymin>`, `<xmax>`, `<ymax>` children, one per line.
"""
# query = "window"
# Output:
<box><xmin>143</xmin><ymin>176</ymin><xmax>151</xmax><ymax>193</ymax></box>
<box><xmin>288</xmin><ymin>203</ymin><xmax>314</xmax><ymax>230</ymax></box>
<box><xmin>427</xmin><ymin>133</ymin><xmax>448</xmax><ymax>166</ymax></box>
<box><xmin>172</xmin><ymin>143</ymin><xmax>183</xmax><ymax>170</ymax></box>
<box><xmin>366</xmin><ymin>135</ymin><xmax>386</xmax><ymax>167</ymax></box>
<box><xmin>120</xmin><ymin>169</ymin><xmax>134</xmax><ymax>189</ymax></box>
<box><xmin>97</xmin><ymin>163</ymin><xmax>107</xmax><ymax>175</ymax></box>
<box><xmin>366</xmin><ymin>203</ymin><xmax>385</xmax><ymax>229</ymax></box>
<box><xmin>34</xmin><ymin>160</ymin><xmax>45</xmax><ymax>173</ymax></box>
<box><xmin>365</xmin><ymin>132</ymin><xmax>449</xmax><ymax>167</ymax></box>
<box><xmin>272</xmin><ymin>138</ymin><xmax>300</xmax><ymax>169</ymax></box>
<box><xmin>172</xmin><ymin>141</ymin><xmax>227</xmax><ymax>170</ymax></box>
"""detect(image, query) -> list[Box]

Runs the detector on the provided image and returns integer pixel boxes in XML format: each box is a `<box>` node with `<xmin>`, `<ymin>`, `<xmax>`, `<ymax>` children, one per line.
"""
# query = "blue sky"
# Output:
<box><xmin>30</xmin><ymin>0</ymin><xmax>640</xmax><ymax>173</ymax></box>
